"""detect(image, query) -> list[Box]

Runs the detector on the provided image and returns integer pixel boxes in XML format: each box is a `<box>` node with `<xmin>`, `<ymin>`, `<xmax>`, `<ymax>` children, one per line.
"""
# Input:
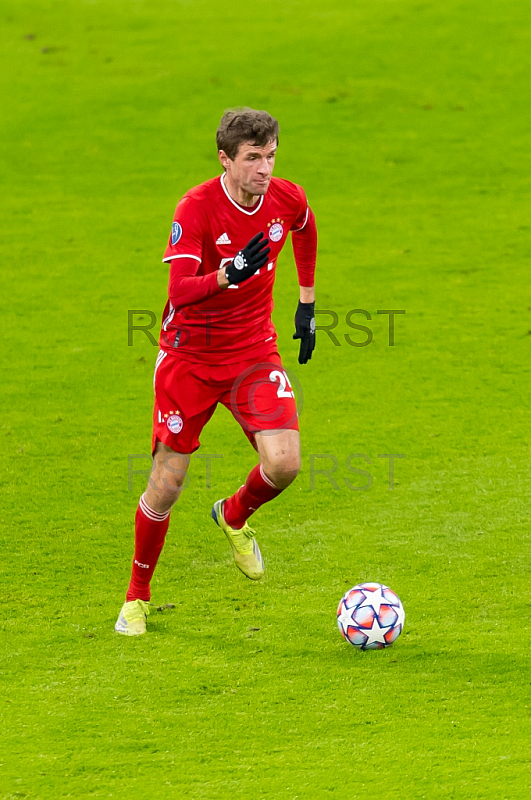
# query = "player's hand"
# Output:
<box><xmin>225</xmin><ymin>232</ymin><xmax>270</xmax><ymax>285</ymax></box>
<box><xmin>293</xmin><ymin>301</ymin><xmax>316</xmax><ymax>364</ymax></box>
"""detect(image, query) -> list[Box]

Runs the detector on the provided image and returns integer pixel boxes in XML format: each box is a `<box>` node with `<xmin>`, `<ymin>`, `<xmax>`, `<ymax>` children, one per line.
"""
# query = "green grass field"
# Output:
<box><xmin>1</xmin><ymin>0</ymin><xmax>530</xmax><ymax>797</ymax></box>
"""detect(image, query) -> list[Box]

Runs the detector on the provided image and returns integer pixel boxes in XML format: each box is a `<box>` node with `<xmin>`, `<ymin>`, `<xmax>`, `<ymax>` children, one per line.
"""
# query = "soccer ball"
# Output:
<box><xmin>337</xmin><ymin>582</ymin><xmax>405</xmax><ymax>650</ymax></box>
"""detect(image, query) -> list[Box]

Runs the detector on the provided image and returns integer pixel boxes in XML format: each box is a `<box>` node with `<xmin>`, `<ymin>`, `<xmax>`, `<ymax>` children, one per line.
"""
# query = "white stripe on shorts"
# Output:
<box><xmin>153</xmin><ymin>350</ymin><xmax>168</xmax><ymax>390</ymax></box>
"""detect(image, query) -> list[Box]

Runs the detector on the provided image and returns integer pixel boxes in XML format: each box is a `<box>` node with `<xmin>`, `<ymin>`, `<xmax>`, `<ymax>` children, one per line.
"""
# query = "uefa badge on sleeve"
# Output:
<box><xmin>171</xmin><ymin>222</ymin><xmax>183</xmax><ymax>246</ymax></box>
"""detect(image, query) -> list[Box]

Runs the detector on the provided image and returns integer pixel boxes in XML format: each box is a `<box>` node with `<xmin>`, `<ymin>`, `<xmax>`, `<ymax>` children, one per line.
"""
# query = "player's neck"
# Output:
<box><xmin>223</xmin><ymin>173</ymin><xmax>260</xmax><ymax>208</ymax></box>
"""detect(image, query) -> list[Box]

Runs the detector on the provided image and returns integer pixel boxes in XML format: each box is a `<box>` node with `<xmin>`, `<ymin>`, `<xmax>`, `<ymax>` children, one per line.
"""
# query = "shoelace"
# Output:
<box><xmin>241</xmin><ymin>524</ymin><xmax>255</xmax><ymax>540</ymax></box>
<box><xmin>131</xmin><ymin>603</ymin><xmax>148</xmax><ymax>620</ymax></box>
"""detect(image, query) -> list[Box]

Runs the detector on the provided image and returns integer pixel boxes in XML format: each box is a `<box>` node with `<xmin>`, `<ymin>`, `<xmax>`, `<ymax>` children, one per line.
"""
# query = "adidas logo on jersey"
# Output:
<box><xmin>216</xmin><ymin>232</ymin><xmax>232</xmax><ymax>245</ymax></box>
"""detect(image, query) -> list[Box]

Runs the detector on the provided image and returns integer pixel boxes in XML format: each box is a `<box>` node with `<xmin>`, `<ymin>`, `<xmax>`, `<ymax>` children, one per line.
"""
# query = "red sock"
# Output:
<box><xmin>126</xmin><ymin>494</ymin><xmax>171</xmax><ymax>602</ymax></box>
<box><xmin>224</xmin><ymin>464</ymin><xmax>282</xmax><ymax>529</ymax></box>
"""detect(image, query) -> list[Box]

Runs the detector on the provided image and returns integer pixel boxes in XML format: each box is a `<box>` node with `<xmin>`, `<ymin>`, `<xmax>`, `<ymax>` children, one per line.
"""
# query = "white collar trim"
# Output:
<box><xmin>220</xmin><ymin>174</ymin><xmax>264</xmax><ymax>216</ymax></box>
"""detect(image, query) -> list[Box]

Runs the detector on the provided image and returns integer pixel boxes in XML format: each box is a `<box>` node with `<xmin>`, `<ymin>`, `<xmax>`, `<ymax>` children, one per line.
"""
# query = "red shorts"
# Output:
<box><xmin>151</xmin><ymin>349</ymin><xmax>299</xmax><ymax>454</ymax></box>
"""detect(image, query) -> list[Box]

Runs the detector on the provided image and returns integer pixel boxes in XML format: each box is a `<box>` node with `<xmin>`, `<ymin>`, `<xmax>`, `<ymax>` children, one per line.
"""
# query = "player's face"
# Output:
<box><xmin>220</xmin><ymin>140</ymin><xmax>277</xmax><ymax>199</ymax></box>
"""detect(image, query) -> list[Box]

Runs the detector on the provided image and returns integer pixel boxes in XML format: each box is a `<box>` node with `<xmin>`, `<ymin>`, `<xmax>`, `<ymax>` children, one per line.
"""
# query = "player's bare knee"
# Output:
<box><xmin>265</xmin><ymin>459</ymin><xmax>300</xmax><ymax>490</ymax></box>
<box><xmin>144</xmin><ymin>468</ymin><xmax>185</xmax><ymax>514</ymax></box>
<box><xmin>151</xmin><ymin>444</ymin><xmax>189</xmax><ymax>490</ymax></box>
<box><xmin>148</xmin><ymin>465</ymin><xmax>187</xmax><ymax>494</ymax></box>
<box><xmin>276</xmin><ymin>467</ymin><xmax>300</xmax><ymax>490</ymax></box>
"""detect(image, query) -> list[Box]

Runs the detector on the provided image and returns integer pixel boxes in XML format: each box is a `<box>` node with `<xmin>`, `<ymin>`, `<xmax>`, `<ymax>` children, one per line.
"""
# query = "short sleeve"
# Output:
<box><xmin>290</xmin><ymin>185</ymin><xmax>309</xmax><ymax>232</ymax></box>
<box><xmin>162</xmin><ymin>196</ymin><xmax>205</xmax><ymax>263</ymax></box>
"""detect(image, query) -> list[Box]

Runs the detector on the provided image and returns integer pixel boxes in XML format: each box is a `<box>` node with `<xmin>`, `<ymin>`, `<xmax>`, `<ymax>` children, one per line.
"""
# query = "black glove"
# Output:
<box><xmin>225</xmin><ymin>232</ymin><xmax>270</xmax><ymax>285</ymax></box>
<box><xmin>293</xmin><ymin>300</ymin><xmax>316</xmax><ymax>364</ymax></box>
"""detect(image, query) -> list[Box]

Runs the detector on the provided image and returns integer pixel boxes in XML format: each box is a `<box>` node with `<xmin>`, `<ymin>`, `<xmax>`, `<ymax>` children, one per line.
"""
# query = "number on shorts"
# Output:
<box><xmin>269</xmin><ymin>370</ymin><xmax>294</xmax><ymax>398</ymax></box>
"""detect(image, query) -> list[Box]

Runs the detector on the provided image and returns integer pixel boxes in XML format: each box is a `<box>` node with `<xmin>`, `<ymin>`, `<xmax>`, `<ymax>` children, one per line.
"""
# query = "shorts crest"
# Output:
<box><xmin>166</xmin><ymin>414</ymin><xmax>183</xmax><ymax>434</ymax></box>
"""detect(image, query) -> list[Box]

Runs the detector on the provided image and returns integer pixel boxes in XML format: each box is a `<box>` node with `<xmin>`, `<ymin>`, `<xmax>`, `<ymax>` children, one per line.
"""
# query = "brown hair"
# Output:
<box><xmin>216</xmin><ymin>107</ymin><xmax>279</xmax><ymax>160</ymax></box>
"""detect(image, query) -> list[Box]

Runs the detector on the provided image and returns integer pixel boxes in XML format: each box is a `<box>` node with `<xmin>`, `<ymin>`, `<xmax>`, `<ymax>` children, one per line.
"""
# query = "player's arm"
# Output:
<box><xmin>292</xmin><ymin>206</ymin><xmax>317</xmax><ymax>364</ymax></box>
<box><xmin>164</xmin><ymin>196</ymin><xmax>228</xmax><ymax>309</ymax></box>
<box><xmin>168</xmin><ymin>233</ymin><xmax>270</xmax><ymax>307</ymax></box>
<box><xmin>168</xmin><ymin>256</ymin><xmax>223</xmax><ymax>310</ymax></box>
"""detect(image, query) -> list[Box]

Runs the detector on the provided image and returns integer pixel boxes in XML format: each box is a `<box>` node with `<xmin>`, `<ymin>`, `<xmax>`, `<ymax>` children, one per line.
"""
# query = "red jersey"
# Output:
<box><xmin>160</xmin><ymin>174</ymin><xmax>310</xmax><ymax>364</ymax></box>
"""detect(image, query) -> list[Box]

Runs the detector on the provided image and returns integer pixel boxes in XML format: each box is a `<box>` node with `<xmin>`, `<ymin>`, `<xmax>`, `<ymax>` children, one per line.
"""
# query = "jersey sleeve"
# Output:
<box><xmin>292</xmin><ymin>207</ymin><xmax>317</xmax><ymax>287</ymax></box>
<box><xmin>162</xmin><ymin>195</ymin><xmax>205</xmax><ymax>263</ymax></box>
<box><xmin>168</xmin><ymin>256</ymin><xmax>221</xmax><ymax>310</ymax></box>
<box><xmin>290</xmin><ymin>184</ymin><xmax>310</xmax><ymax>232</ymax></box>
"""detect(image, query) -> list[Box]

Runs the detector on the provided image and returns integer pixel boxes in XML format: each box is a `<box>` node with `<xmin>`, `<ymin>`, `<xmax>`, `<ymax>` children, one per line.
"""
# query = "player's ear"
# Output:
<box><xmin>218</xmin><ymin>149</ymin><xmax>231</xmax><ymax>170</ymax></box>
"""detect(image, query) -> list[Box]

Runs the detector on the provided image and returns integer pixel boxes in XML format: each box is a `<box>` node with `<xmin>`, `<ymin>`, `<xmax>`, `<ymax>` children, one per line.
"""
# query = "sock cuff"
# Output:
<box><xmin>139</xmin><ymin>493</ymin><xmax>170</xmax><ymax>522</ymax></box>
<box><xmin>259</xmin><ymin>464</ymin><xmax>278</xmax><ymax>490</ymax></box>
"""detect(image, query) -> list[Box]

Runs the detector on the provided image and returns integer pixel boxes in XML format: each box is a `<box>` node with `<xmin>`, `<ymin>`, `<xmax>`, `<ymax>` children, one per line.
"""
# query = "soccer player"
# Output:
<box><xmin>115</xmin><ymin>108</ymin><xmax>317</xmax><ymax>635</ymax></box>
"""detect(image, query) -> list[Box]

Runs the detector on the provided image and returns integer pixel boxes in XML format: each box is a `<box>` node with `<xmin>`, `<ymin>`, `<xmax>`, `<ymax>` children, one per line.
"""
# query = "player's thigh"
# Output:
<box><xmin>220</xmin><ymin>355</ymin><xmax>299</xmax><ymax>445</ymax></box>
<box><xmin>152</xmin><ymin>351</ymin><xmax>218</xmax><ymax>455</ymax></box>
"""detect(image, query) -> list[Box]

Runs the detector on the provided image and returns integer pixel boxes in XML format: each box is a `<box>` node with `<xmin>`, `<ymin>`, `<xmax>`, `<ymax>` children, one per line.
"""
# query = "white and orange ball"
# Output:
<box><xmin>337</xmin><ymin>582</ymin><xmax>405</xmax><ymax>650</ymax></box>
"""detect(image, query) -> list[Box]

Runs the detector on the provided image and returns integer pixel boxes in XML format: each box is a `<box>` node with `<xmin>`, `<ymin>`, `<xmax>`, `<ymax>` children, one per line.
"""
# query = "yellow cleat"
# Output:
<box><xmin>114</xmin><ymin>599</ymin><xmax>150</xmax><ymax>636</ymax></box>
<box><xmin>211</xmin><ymin>499</ymin><xmax>265</xmax><ymax>581</ymax></box>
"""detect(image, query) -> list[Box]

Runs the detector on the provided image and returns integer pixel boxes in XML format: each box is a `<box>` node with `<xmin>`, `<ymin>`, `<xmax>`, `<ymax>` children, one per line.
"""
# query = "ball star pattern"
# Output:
<box><xmin>337</xmin><ymin>582</ymin><xmax>405</xmax><ymax>650</ymax></box>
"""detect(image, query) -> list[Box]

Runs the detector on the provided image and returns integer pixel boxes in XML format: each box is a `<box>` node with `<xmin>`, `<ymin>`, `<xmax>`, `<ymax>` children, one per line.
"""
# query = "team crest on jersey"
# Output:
<box><xmin>171</xmin><ymin>222</ymin><xmax>183</xmax><ymax>246</ymax></box>
<box><xmin>166</xmin><ymin>414</ymin><xmax>183</xmax><ymax>434</ymax></box>
<box><xmin>267</xmin><ymin>218</ymin><xmax>284</xmax><ymax>242</ymax></box>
